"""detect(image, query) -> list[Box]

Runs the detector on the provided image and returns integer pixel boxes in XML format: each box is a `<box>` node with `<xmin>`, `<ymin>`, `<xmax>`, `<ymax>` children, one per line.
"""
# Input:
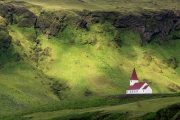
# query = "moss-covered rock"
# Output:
<box><xmin>77</xmin><ymin>18</ymin><xmax>87</xmax><ymax>29</ymax></box>
<box><xmin>0</xmin><ymin>16</ymin><xmax>7</xmax><ymax>26</ymax></box>
<box><xmin>0</xmin><ymin>17</ymin><xmax>11</xmax><ymax>52</ymax></box>
<box><xmin>0</xmin><ymin>3</ymin><xmax>15</xmax><ymax>24</ymax></box>
<box><xmin>35</xmin><ymin>11</ymin><xmax>67</xmax><ymax>36</ymax></box>
<box><xmin>16</xmin><ymin>8</ymin><xmax>37</xmax><ymax>27</ymax></box>
<box><xmin>0</xmin><ymin>30</ymin><xmax>11</xmax><ymax>51</ymax></box>
<box><xmin>18</xmin><ymin>18</ymin><xmax>35</xmax><ymax>27</ymax></box>
<box><xmin>0</xmin><ymin>3</ymin><xmax>15</xmax><ymax>17</ymax></box>
<box><xmin>49</xmin><ymin>21</ymin><xmax>62</xmax><ymax>36</ymax></box>
<box><xmin>168</xmin><ymin>57</ymin><xmax>179</xmax><ymax>69</ymax></box>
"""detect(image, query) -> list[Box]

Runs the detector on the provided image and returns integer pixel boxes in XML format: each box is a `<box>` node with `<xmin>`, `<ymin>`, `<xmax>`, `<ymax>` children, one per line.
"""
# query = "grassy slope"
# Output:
<box><xmin>4</xmin><ymin>0</ymin><xmax>180</xmax><ymax>13</ymax></box>
<box><xmin>0</xmin><ymin>0</ymin><xmax>180</xmax><ymax>118</ymax></box>
<box><xmin>39</xmin><ymin>23</ymin><xmax>180</xmax><ymax>95</ymax></box>
<box><xmin>0</xmin><ymin>24</ymin><xmax>59</xmax><ymax>116</ymax></box>
<box><xmin>2</xmin><ymin>19</ymin><xmax>180</xmax><ymax>116</ymax></box>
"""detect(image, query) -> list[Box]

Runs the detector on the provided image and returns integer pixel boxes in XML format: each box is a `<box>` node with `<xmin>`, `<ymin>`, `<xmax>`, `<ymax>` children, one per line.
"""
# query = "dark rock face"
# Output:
<box><xmin>35</xmin><ymin>12</ymin><xmax>66</xmax><ymax>35</ymax></box>
<box><xmin>78</xmin><ymin>18</ymin><xmax>87</xmax><ymax>29</ymax></box>
<box><xmin>35</xmin><ymin>16</ymin><xmax>46</xmax><ymax>34</ymax></box>
<box><xmin>0</xmin><ymin>3</ymin><xmax>37</xmax><ymax>27</ymax></box>
<box><xmin>114</xmin><ymin>10</ymin><xmax>180</xmax><ymax>42</ymax></box>
<box><xmin>0</xmin><ymin>31</ymin><xmax>12</xmax><ymax>51</ymax></box>
<box><xmin>115</xmin><ymin>14</ymin><xmax>145</xmax><ymax>28</ymax></box>
<box><xmin>0</xmin><ymin>22</ymin><xmax>12</xmax><ymax>52</ymax></box>
<box><xmin>78</xmin><ymin>10</ymin><xmax>180</xmax><ymax>42</ymax></box>
<box><xmin>15</xmin><ymin>7</ymin><xmax>30</xmax><ymax>15</ymax></box>
<box><xmin>16</xmin><ymin>8</ymin><xmax>37</xmax><ymax>27</ymax></box>
<box><xmin>92</xmin><ymin>11</ymin><xmax>120</xmax><ymax>24</ymax></box>
<box><xmin>1</xmin><ymin>2</ymin><xmax>180</xmax><ymax>43</ymax></box>
<box><xmin>49</xmin><ymin>21</ymin><xmax>61</xmax><ymax>36</ymax></box>
<box><xmin>0</xmin><ymin>3</ymin><xmax>66</xmax><ymax>36</ymax></box>
<box><xmin>18</xmin><ymin>17</ymin><xmax>36</xmax><ymax>27</ymax></box>
<box><xmin>0</xmin><ymin>3</ymin><xmax>15</xmax><ymax>24</ymax></box>
<box><xmin>79</xmin><ymin>10</ymin><xmax>180</xmax><ymax>43</ymax></box>
<box><xmin>77</xmin><ymin>10</ymin><xmax>121</xmax><ymax>25</ymax></box>
<box><xmin>0</xmin><ymin>3</ymin><xmax>15</xmax><ymax>16</ymax></box>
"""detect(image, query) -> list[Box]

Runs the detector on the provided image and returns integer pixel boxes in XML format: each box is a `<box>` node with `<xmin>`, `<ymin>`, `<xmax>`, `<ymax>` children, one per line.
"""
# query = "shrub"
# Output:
<box><xmin>0</xmin><ymin>30</ymin><xmax>12</xmax><ymax>52</ymax></box>
<box><xmin>143</xmin><ymin>112</ymin><xmax>157</xmax><ymax>120</ymax></box>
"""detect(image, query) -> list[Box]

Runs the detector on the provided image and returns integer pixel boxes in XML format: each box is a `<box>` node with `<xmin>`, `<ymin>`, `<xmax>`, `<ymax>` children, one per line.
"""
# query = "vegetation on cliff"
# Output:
<box><xmin>0</xmin><ymin>0</ymin><xmax>180</xmax><ymax>119</ymax></box>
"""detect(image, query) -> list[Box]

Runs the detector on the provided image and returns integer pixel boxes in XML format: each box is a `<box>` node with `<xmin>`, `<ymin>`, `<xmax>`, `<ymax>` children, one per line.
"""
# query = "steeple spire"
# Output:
<box><xmin>130</xmin><ymin>68</ymin><xmax>138</xmax><ymax>80</ymax></box>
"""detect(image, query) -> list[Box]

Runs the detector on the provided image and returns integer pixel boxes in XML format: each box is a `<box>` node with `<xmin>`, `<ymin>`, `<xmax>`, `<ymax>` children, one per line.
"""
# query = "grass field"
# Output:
<box><xmin>20</xmin><ymin>96</ymin><xmax>180</xmax><ymax>119</ymax></box>
<box><xmin>2</xmin><ymin>0</ymin><xmax>180</xmax><ymax>13</ymax></box>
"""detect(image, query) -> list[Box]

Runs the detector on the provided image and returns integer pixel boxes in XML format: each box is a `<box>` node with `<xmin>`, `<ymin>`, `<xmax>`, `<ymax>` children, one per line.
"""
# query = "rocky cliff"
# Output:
<box><xmin>77</xmin><ymin>10</ymin><xmax>180</xmax><ymax>43</ymax></box>
<box><xmin>1</xmin><ymin>2</ymin><xmax>180</xmax><ymax>44</ymax></box>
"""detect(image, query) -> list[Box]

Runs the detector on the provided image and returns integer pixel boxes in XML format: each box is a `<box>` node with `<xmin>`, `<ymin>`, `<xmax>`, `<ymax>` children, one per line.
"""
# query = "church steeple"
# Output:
<box><xmin>130</xmin><ymin>68</ymin><xmax>138</xmax><ymax>80</ymax></box>
<box><xmin>130</xmin><ymin>68</ymin><xmax>139</xmax><ymax>86</ymax></box>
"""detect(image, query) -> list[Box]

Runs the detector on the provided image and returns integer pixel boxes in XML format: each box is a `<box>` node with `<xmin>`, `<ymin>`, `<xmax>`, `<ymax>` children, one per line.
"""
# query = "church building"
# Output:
<box><xmin>126</xmin><ymin>68</ymin><xmax>152</xmax><ymax>94</ymax></box>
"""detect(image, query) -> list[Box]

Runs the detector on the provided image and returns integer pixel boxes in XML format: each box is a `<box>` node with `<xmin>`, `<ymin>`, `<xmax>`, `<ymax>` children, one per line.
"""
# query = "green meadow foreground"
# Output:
<box><xmin>0</xmin><ymin>0</ymin><xmax>180</xmax><ymax>119</ymax></box>
<box><xmin>23</xmin><ymin>96</ymin><xmax>180</xmax><ymax>120</ymax></box>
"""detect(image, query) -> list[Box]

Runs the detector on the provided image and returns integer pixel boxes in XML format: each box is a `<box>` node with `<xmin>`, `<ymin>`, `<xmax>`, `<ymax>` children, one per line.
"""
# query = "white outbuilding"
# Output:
<box><xmin>126</xmin><ymin>68</ymin><xmax>152</xmax><ymax>94</ymax></box>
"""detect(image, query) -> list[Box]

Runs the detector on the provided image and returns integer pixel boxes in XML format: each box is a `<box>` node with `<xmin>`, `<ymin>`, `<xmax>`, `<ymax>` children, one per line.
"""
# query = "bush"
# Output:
<box><xmin>52</xmin><ymin>111</ymin><xmax>128</xmax><ymax>120</ymax></box>
<box><xmin>0</xmin><ymin>30</ymin><xmax>12</xmax><ymax>51</ymax></box>
<box><xmin>143</xmin><ymin>112</ymin><xmax>157</xmax><ymax>120</ymax></box>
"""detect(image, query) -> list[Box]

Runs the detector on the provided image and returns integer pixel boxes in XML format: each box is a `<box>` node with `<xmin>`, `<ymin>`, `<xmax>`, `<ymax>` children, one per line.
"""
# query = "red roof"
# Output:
<box><xmin>127</xmin><ymin>82</ymin><xmax>145</xmax><ymax>90</ymax></box>
<box><xmin>130</xmin><ymin>68</ymin><xmax>138</xmax><ymax>80</ymax></box>
<box><xmin>143</xmin><ymin>85</ymin><xmax>149</xmax><ymax>89</ymax></box>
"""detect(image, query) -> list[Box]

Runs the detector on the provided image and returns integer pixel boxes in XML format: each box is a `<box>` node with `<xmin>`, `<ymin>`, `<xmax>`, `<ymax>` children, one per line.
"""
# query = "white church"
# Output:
<box><xmin>126</xmin><ymin>68</ymin><xmax>152</xmax><ymax>94</ymax></box>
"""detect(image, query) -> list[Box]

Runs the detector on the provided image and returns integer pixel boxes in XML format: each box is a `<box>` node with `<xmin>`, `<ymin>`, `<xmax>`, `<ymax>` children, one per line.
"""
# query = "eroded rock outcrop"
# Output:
<box><xmin>0</xmin><ymin>2</ymin><xmax>37</xmax><ymax>27</ymax></box>
<box><xmin>0</xmin><ymin>16</ymin><xmax>12</xmax><ymax>52</ymax></box>
<box><xmin>0</xmin><ymin>3</ymin><xmax>15</xmax><ymax>24</ymax></box>
<box><xmin>77</xmin><ymin>10</ymin><xmax>180</xmax><ymax>43</ymax></box>
<box><xmin>1</xmin><ymin>2</ymin><xmax>180</xmax><ymax>43</ymax></box>
<box><xmin>35</xmin><ymin>11</ymin><xmax>66</xmax><ymax>35</ymax></box>
<box><xmin>78</xmin><ymin>18</ymin><xmax>87</xmax><ymax>29</ymax></box>
<box><xmin>115</xmin><ymin>10</ymin><xmax>180</xmax><ymax>42</ymax></box>
<box><xmin>16</xmin><ymin>7</ymin><xmax>37</xmax><ymax>27</ymax></box>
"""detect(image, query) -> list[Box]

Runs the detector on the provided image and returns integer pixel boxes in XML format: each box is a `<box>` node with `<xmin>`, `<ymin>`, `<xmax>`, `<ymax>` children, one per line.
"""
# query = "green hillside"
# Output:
<box><xmin>0</xmin><ymin>0</ymin><xmax>180</xmax><ymax>119</ymax></box>
<box><xmin>3</xmin><ymin>0</ymin><xmax>180</xmax><ymax>13</ymax></box>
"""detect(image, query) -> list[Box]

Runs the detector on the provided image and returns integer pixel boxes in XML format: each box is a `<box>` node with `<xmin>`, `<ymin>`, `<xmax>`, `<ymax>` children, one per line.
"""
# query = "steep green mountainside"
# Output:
<box><xmin>0</xmin><ymin>0</ymin><xmax>180</xmax><ymax>118</ymax></box>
